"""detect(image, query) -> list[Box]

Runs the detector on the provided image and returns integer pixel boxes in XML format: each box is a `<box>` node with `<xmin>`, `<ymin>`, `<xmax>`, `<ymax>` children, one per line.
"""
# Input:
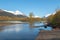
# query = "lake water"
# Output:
<box><xmin>0</xmin><ymin>23</ymin><xmax>52</xmax><ymax>40</ymax></box>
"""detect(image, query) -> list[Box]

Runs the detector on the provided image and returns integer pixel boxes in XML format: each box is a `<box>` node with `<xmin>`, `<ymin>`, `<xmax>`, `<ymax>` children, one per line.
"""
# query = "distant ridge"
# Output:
<box><xmin>0</xmin><ymin>9</ymin><xmax>27</xmax><ymax>18</ymax></box>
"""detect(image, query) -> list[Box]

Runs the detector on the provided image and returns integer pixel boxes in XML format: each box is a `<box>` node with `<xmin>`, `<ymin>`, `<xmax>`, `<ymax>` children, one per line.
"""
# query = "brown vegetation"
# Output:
<box><xmin>47</xmin><ymin>10</ymin><xmax>60</xmax><ymax>29</ymax></box>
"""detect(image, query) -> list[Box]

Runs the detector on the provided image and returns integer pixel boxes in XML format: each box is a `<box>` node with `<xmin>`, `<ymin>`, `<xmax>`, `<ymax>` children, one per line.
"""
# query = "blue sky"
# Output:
<box><xmin>0</xmin><ymin>0</ymin><xmax>60</xmax><ymax>17</ymax></box>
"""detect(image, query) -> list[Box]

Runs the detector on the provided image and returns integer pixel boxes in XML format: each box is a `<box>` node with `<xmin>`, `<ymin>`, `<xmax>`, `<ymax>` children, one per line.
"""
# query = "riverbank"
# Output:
<box><xmin>36</xmin><ymin>30</ymin><xmax>60</xmax><ymax>40</ymax></box>
<box><xmin>0</xmin><ymin>23</ymin><xmax>14</xmax><ymax>27</ymax></box>
<box><xmin>0</xmin><ymin>21</ymin><xmax>28</xmax><ymax>26</ymax></box>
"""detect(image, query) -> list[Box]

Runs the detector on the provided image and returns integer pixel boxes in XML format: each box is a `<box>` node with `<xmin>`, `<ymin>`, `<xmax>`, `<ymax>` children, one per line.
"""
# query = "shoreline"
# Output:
<box><xmin>36</xmin><ymin>30</ymin><xmax>60</xmax><ymax>40</ymax></box>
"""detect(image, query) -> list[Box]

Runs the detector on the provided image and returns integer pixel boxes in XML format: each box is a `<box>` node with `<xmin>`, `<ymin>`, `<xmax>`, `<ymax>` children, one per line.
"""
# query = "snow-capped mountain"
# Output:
<box><xmin>0</xmin><ymin>9</ymin><xmax>27</xmax><ymax>18</ymax></box>
<box><xmin>45</xmin><ymin>14</ymin><xmax>52</xmax><ymax>17</ymax></box>
<box><xmin>45</xmin><ymin>11</ymin><xmax>56</xmax><ymax>17</ymax></box>
<box><xmin>2</xmin><ymin>9</ymin><xmax>25</xmax><ymax>15</ymax></box>
<box><xmin>14</xmin><ymin>10</ymin><xmax>25</xmax><ymax>15</ymax></box>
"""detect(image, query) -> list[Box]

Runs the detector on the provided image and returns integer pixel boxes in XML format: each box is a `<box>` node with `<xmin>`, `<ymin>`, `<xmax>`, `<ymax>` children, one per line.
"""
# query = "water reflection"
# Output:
<box><xmin>3</xmin><ymin>24</ymin><xmax>23</xmax><ymax>32</ymax></box>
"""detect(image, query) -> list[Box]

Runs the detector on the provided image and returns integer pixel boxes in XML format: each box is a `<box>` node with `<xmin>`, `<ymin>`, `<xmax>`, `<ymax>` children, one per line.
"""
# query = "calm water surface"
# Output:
<box><xmin>0</xmin><ymin>23</ymin><xmax>52</xmax><ymax>40</ymax></box>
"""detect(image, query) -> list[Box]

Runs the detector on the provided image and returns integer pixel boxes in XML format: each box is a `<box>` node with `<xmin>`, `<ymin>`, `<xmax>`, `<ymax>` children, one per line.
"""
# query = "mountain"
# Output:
<box><xmin>0</xmin><ymin>9</ymin><xmax>27</xmax><ymax>18</ymax></box>
<box><xmin>0</xmin><ymin>9</ymin><xmax>16</xmax><ymax>17</ymax></box>
<box><xmin>45</xmin><ymin>11</ymin><xmax>56</xmax><ymax>17</ymax></box>
<box><xmin>45</xmin><ymin>14</ymin><xmax>52</xmax><ymax>17</ymax></box>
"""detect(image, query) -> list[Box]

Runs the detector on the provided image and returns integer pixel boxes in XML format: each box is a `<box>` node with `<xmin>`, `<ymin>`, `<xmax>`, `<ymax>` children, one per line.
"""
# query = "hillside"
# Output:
<box><xmin>0</xmin><ymin>9</ymin><xmax>27</xmax><ymax>21</ymax></box>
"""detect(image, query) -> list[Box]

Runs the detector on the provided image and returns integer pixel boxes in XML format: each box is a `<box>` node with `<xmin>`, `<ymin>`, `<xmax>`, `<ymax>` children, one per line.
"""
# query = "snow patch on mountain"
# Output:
<box><xmin>45</xmin><ymin>14</ymin><xmax>51</xmax><ymax>17</ymax></box>
<box><xmin>2</xmin><ymin>9</ymin><xmax>25</xmax><ymax>15</ymax></box>
<box><xmin>45</xmin><ymin>11</ymin><xmax>56</xmax><ymax>17</ymax></box>
<box><xmin>52</xmin><ymin>11</ymin><xmax>56</xmax><ymax>15</ymax></box>
<box><xmin>34</xmin><ymin>16</ymin><xmax>40</xmax><ymax>18</ymax></box>
<box><xmin>14</xmin><ymin>10</ymin><xmax>25</xmax><ymax>15</ymax></box>
<box><xmin>3</xmin><ymin>9</ymin><xmax>14</xmax><ymax>13</ymax></box>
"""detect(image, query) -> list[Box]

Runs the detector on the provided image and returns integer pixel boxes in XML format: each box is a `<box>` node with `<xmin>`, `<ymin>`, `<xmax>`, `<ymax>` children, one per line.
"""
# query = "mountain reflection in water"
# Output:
<box><xmin>0</xmin><ymin>23</ymin><xmax>52</xmax><ymax>40</ymax></box>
